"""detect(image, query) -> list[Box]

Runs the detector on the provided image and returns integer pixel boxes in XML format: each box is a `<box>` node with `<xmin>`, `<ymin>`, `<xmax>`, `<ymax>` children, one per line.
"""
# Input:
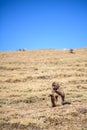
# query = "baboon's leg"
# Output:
<box><xmin>50</xmin><ymin>94</ymin><xmax>56</xmax><ymax>107</ymax></box>
<box><xmin>57</xmin><ymin>95</ymin><xmax>63</xmax><ymax>105</ymax></box>
<box><xmin>61</xmin><ymin>95</ymin><xmax>65</xmax><ymax>102</ymax></box>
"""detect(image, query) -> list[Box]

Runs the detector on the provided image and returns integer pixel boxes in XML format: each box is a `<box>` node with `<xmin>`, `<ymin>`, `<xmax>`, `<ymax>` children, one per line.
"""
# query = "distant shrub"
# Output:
<box><xmin>18</xmin><ymin>49</ymin><xmax>22</xmax><ymax>51</ymax></box>
<box><xmin>18</xmin><ymin>48</ymin><xmax>27</xmax><ymax>51</ymax></box>
<box><xmin>23</xmin><ymin>48</ymin><xmax>27</xmax><ymax>51</ymax></box>
<box><xmin>69</xmin><ymin>49</ymin><xmax>74</xmax><ymax>53</ymax></box>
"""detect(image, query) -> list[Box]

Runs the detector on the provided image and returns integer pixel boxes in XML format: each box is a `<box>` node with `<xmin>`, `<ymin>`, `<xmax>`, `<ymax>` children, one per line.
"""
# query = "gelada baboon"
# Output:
<box><xmin>49</xmin><ymin>92</ymin><xmax>63</xmax><ymax>107</ymax></box>
<box><xmin>49</xmin><ymin>82</ymin><xmax>70</xmax><ymax>107</ymax></box>
<box><xmin>49</xmin><ymin>82</ymin><xmax>65</xmax><ymax>107</ymax></box>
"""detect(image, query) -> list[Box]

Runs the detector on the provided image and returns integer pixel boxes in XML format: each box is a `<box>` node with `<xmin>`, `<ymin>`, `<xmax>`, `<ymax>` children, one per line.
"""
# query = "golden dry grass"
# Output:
<box><xmin>0</xmin><ymin>48</ymin><xmax>87</xmax><ymax>130</ymax></box>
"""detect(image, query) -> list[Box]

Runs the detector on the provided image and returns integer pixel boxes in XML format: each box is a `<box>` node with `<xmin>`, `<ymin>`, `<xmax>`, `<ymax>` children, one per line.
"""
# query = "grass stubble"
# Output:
<box><xmin>0</xmin><ymin>48</ymin><xmax>87</xmax><ymax>130</ymax></box>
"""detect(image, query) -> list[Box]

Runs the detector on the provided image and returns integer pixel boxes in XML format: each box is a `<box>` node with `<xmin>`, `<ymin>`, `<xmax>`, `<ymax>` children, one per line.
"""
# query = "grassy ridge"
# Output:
<box><xmin>0</xmin><ymin>48</ymin><xmax>87</xmax><ymax>130</ymax></box>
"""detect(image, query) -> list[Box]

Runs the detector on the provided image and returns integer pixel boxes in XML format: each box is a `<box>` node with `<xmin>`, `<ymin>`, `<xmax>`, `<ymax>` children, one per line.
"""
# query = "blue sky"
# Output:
<box><xmin>0</xmin><ymin>0</ymin><xmax>87</xmax><ymax>51</ymax></box>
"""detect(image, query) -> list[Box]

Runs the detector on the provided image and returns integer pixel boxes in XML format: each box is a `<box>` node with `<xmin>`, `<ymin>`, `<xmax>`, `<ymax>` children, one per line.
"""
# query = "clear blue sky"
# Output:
<box><xmin>0</xmin><ymin>0</ymin><xmax>87</xmax><ymax>51</ymax></box>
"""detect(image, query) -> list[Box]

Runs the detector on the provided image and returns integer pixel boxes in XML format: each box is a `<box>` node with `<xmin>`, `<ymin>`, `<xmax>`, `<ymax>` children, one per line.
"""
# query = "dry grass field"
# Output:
<box><xmin>0</xmin><ymin>48</ymin><xmax>87</xmax><ymax>130</ymax></box>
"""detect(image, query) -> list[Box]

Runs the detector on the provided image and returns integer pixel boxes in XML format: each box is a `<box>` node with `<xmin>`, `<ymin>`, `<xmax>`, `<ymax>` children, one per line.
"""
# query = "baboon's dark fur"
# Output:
<box><xmin>49</xmin><ymin>82</ymin><xmax>71</xmax><ymax>107</ymax></box>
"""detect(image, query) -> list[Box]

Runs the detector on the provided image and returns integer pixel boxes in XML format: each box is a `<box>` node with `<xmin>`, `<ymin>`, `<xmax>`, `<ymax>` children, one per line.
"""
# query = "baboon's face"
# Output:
<box><xmin>52</xmin><ymin>85</ymin><xmax>58</xmax><ymax>91</ymax></box>
<box><xmin>52</xmin><ymin>82</ymin><xmax>60</xmax><ymax>91</ymax></box>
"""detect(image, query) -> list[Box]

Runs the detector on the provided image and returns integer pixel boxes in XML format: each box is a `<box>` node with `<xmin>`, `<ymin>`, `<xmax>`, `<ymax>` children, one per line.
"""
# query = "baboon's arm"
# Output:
<box><xmin>49</xmin><ymin>94</ymin><xmax>56</xmax><ymax>107</ymax></box>
<box><xmin>55</xmin><ymin>90</ymin><xmax>65</xmax><ymax>101</ymax></box>
<box><xmin>55</xmin><ymin>90</ymin><xmax>63</xmax><ymax>96</ymax></box>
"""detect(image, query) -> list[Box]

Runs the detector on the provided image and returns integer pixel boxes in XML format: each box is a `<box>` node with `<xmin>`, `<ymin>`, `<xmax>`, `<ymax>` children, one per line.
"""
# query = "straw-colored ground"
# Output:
<box><xmin>0</xmin><ymin>48</ymin><xmax>87</xmax><ymax>130</ymax></box>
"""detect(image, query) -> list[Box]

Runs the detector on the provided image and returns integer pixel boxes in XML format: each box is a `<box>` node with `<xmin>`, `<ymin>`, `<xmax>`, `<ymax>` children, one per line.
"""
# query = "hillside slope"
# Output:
<box><xmin>0</xmin><ymin>48</ymin><xmax>87</xmax><ymax>130</ymax></box>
